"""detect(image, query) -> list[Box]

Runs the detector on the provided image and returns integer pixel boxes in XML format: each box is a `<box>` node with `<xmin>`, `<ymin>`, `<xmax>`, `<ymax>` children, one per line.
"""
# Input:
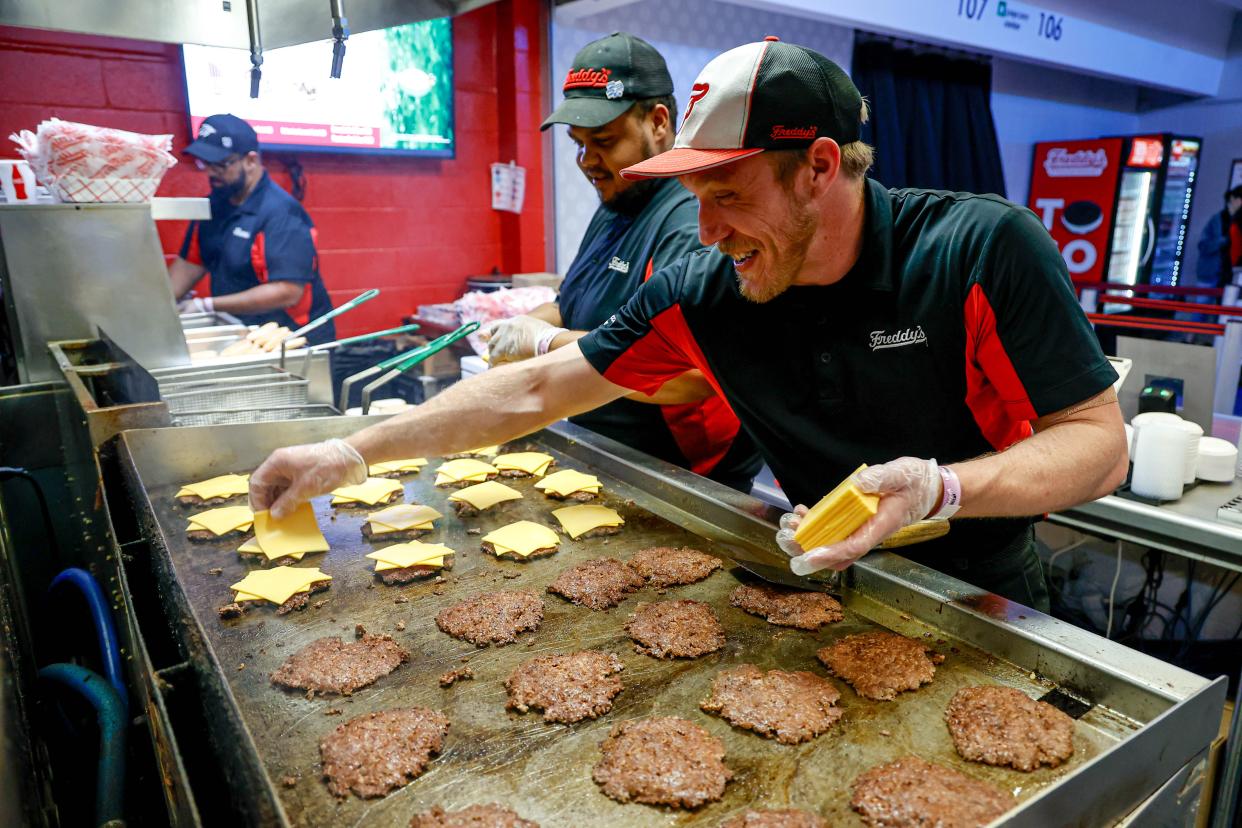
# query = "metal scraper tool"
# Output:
<box><xmin>719</xmin><ymin>519</ymin><xmax>951</xmax><ymax>593</ymax></box>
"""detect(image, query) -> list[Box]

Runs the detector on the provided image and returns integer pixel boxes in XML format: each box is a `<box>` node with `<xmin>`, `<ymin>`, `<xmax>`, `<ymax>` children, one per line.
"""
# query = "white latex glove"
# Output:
<box><xmin>775</xmin><ymin>457</ymin><xmax>943</xmax><ymax>576</ymax></box>
<box><xmin>177</xmin><ymin>295</ymin><xmax>213</xmax><ymax>314</ymax></box>
<box><xmin>249</xmin><ymin>438</ymin><xmax>367</xmax><ymax>519</ymax></box>
<box><xmin>481</xmin><ymin>315</ymin><xmax>556</xmax><ymax>365</ymax></box>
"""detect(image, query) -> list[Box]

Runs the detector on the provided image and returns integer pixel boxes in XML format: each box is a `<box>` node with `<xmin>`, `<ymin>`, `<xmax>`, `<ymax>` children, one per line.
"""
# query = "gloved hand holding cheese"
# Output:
<box><xmin>776</xmin><ymin>458</ymin><xmax>943</xmax><ymax>575</ymax></box>
<box><xmin>249</xmin><ymin>438</ymin><xmax>367</xmax><ymax>520</ymax></box>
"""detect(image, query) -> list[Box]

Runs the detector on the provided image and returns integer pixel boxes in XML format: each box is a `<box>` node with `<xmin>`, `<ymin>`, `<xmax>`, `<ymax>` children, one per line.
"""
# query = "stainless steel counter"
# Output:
<box><xmin>107</xmin><ymin>417</ymin><xmax>1225</xmax><ymax>826</ymax></box>
<box><xmin>1050</xmin><ymin>478</ymin><xmax>1242</xmax><ymax>572</ymax></box>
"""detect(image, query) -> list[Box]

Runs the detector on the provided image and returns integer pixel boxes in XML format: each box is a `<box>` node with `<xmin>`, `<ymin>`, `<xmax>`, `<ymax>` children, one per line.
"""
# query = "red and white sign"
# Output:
<box><xmin>190</xmin><ymin>116</ymin><xmax>380</xmax><ymax>150</ymax></box>
<box><xmin>1029</xmin><ymin>138</ymin><xmax>1124</xmax><ymax>284</ymax></box>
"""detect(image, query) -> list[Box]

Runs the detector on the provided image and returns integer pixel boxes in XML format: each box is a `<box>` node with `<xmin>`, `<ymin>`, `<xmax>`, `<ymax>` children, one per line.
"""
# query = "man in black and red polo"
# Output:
<box><xmin>249</xmin><ymin>39</ymin><xmax>1127</xmax><ymax>611</ymax></box>
<box><xmin>168</xmin><ymin>114</ymin><xmax>335</xmax><ymax>344</ymax></box>
<box><xmin>484</xmin><ymin>32</ymin><xmax>760</xmax><ymax>492</ymax></box>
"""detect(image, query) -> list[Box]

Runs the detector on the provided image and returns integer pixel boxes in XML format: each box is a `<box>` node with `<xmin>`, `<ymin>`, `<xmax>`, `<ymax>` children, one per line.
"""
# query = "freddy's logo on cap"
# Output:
<box><xmin>770</xmin><ymin>125</ymin><xmax>817</xmax><ymax>140</ymax></box>
<box><xmin>197</xmin><ymin>123</ymin><xmax>217</xmax><ymax>139</ymax></box>
<box><xmin>564</xmin><ymin>67</ymin><xmax>612</xmax><ymax>91</ymax></box>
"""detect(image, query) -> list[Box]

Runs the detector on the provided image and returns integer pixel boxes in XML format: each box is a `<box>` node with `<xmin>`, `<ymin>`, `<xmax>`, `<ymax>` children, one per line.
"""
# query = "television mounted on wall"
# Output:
<box><xmin>181</xmin><ymin>17</ymin><xmax>453</xmax><ymax>157</ymax></box>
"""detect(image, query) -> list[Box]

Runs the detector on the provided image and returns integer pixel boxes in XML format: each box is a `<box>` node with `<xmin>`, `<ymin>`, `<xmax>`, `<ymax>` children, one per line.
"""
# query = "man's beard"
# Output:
<box><xmin>597</xmin><ymin>133</ymin><xmax>661</xmax><ymax>215</ymax></box>
<box><xmin>211</xmin><ymin>175</ymin><xmax>247</xmax><ymax>200</ymax></box>
<box><xmin>603</xmin><ymin>176</ymin><xmax>661</xmax><ymax>215</ymax></box>
<box><xmin>730</xmin><ymin>201</ymin><xmax>817</xmax><ymax>303</ymax></box>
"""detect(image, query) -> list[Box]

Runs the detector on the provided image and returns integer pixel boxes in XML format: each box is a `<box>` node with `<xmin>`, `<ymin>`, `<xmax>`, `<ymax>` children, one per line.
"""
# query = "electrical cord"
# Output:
<box><xmin>1106</xmin><ymin>540</ymin><xmax>1124</xmax><ymax>639</ymax></box>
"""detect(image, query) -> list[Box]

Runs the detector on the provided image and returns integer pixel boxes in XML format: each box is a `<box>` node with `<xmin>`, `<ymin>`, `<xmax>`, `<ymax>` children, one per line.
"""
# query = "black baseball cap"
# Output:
<box><xmin>622</xmin><ymin>37</ymin><xmax>863</xmax><ymax>179</ymax></box>
<box><xmin>540</xmin><ymin>32</ymin><xmax>674</xmax><ymax>131</ymax></box>
<box><xmin>184</xmin><ymin>114</ymin><xmax>260</xmax><ymax>164</ymax></box>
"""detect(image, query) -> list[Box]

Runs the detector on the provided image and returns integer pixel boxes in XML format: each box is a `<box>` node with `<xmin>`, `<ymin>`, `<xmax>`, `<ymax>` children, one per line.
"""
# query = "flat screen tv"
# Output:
<box><xmin>182</xmin><ymin>17</ymin><xmax>453</xmax><ymax>157</ymax></box>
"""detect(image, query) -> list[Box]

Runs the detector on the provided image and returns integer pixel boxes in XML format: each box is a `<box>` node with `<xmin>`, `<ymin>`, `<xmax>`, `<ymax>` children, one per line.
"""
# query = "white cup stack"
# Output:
<box><xmin>1130</xmin><ymin>422</ymin><xmax>1191</xmax><ymax>501</ymax></box>
<box><xmin>1196</xmin><ymin>437</ymin><xmax>1239</xmax><ymax>483</ymax></box>
<box><xmin>1131</xmin><ymin>412</ymin><xmax>1202</xmax><ymax>485</ymax></box>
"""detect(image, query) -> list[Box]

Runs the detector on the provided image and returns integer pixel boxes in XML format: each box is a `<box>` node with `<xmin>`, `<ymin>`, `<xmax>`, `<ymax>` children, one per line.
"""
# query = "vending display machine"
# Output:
<box><xmin>1028</xmin><ymin>134</ymin><xmax>1202</xmax><ymax>293</ymax></box>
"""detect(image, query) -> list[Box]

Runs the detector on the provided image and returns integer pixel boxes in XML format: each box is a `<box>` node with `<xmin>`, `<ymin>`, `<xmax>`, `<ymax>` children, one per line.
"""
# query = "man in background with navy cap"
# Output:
<box><xmin>248</xmin><ymin>39</ymin><xmax>1126</xmax><ymax>612</ymax></box>
<box><xmin>484</xmin><ymin>32</ymin><xmax>760</xmax><ymax>493</ymax></box>
<box><xmin>168</xmin><ymin>113</ymin><xmax>335</xmax><ymax>344</ymax></box>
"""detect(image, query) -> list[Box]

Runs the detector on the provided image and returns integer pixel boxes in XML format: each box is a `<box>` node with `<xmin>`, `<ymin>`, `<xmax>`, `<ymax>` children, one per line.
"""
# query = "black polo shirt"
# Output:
<box><xmin>580</xmin><ymin>177</ymin><xmax>1117</xmax><ymax>556</ymax></box>
<box><xmin>561</xmin><ymin>177</ymin><xmax>761</xmax><ymax>490</ymax></box>
<box><xmin>180</xmin><ymin>173</ymin><xmax>335</xmax><ymax>344</ymax></box>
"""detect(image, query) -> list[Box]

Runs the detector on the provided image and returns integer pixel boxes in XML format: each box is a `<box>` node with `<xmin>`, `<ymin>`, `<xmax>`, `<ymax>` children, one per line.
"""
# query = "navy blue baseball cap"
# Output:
<box><xmin>184</xmin><ymin>114</ymin><xmax>260</xmax><ymax>163</ymax></box>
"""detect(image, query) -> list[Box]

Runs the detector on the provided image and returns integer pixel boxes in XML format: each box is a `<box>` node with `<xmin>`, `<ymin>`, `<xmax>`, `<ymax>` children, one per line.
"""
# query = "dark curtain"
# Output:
<box><xmin>851</xmin><ymin>35</ymin><xmax>1007</xmax><ymax>197</ymax></box>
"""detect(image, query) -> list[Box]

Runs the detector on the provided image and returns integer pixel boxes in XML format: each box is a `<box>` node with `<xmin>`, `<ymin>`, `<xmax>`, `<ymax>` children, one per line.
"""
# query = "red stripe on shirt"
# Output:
<box><xmin>287</xmin><ymin>284</ymin><xmax>313</xmax><ymax>328</ymax></box>
<box><xmin>963</xmin><ymin>283</ymin><xmax>1035</xmax><ymax>450</ymax></box>
<box><xmin>601</xmin><ymin>301</ymin><xmax>741</xmax><ymax>475</ymax></box>
<box><xmin>250</xmin><ymin>232</ymin><xmax>268</xmax><ymax>283</ymax></box>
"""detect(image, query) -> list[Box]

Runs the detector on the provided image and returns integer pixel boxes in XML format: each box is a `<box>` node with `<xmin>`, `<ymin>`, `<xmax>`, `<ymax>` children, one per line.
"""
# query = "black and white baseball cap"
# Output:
<box><xmin>621</xmin><ymin>36</ymin><xmax>863</xmax><ymax>179</ymax></box>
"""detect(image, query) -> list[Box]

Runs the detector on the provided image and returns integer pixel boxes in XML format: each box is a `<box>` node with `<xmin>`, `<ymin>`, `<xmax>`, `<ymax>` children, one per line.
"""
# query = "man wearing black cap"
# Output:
<box><xmin>247</xmin><ymin>39</ymin><xmax>1126</xmax><ymax>612</ymax></box>
<box><xmin>168</xmin><ymin>113</ymin><xmax>335</xmax><ymax>344</ymax></box>
<box><xmin>484</xmin><ymin>32</ymin><xmax>760</xmax><ymax>492</ymax></box>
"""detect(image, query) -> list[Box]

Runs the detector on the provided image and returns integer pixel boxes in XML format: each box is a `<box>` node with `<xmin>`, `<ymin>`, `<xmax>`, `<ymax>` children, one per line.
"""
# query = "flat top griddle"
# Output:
<box><xmin>116</xmin><ymin>420</ymin><xmax>1222</xmax><ymax>827</ymax></box>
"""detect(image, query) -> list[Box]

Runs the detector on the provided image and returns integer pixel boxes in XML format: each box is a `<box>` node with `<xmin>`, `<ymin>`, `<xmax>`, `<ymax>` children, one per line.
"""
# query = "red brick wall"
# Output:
<box><xmin>0</xmin><ymin>0</ymin><xmax>549</xmax><ymax>337</ymax></box>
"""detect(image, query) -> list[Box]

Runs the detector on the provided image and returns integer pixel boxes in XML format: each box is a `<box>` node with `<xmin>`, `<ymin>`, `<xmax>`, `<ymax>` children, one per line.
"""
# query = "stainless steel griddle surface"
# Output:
<box><xmin>130</xmin><ymin>433</ymin><xmax>1140</xmax><ymax>827</ymax></box>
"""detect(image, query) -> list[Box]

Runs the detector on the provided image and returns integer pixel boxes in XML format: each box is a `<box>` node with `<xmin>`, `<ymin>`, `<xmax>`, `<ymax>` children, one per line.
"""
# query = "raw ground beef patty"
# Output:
<box><xmin>624</xmin><ymin>600</ymin><xmax>724</xmax><ymax>658</ymax></box>
<box><xmin>945</xmin><ymin>685</ymin><xmax>1075</xmax><ymax>771</ymax></box>
<box><xmin>850</xmin><ymin>755</ymin><xmax>1012</xmax><ymax>828</ymax></box>
<box><xmin>627</xmin><ymin>546</ymin><xmax>723</xmax><ymax>589</ymax></box>
<box><xmin>592</xmin><ymin>716</ymin><xmax>732</xmax><ymax>808</ymax></box>
<box><xmin>728</xmin><ymin>584</ymin><xmax>843</xmax><ymax>630</ymax></box>
<box><xmin>817</xmin><ymin>631</ymin><xmax>944</xmax><ymax>700</ymax></box>
<box><xmin>504</xmin><ymin>650</ymin><xmax>624</xmax><ymax>723</ymax></box>
<box><xmin>547</xmin><ymin>558</ymin><xmax>644</xmax><ymax>610</ymax></box>
<box><xmin>435</xmin><ymin>590</ymin><xmax>544</xmax><ymax>647</ymax></box>
<box><xmin>700</xmin><ymin>664</ymin><xmax>842</xmax><ymax>744</ymax></box>
<box><xmin>270</xmin><ymin>632</ymin><xmax>409</xmax><ymax>696</ymax></box>
<box><xmin>319</xmin><ymin>707</ymin><xmax>450</xmax><ymax>799</ymax></box>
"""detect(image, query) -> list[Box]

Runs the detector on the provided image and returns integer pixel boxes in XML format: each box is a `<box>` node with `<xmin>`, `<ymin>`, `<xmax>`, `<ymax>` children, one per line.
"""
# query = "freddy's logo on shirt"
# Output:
<box><xmin>608</xmin><ymin>257</ymin><xmax>630</xmax><ymax>274</ymax></box>
<box><xmin>869</xmin><ymin>326</ymin><xmax>928</xmax><ymax>351</ymax></box>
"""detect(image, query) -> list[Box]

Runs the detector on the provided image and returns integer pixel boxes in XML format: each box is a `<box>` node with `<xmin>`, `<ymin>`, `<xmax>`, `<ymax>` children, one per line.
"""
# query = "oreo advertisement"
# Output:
<box><xmin>1028</xmin><ymin>138</ymin><xmax>1123</xmax><ymax>283</ymax></box>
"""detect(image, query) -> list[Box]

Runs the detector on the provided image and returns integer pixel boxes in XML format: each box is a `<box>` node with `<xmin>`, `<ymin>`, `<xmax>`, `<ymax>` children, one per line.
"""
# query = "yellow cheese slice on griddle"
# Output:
<box><xmin>551</xmin><ymin>504</ymin><xmax>625</xmax><ymax>539</ymax></box>
<box><xmin>435</xmin><ymin>458</ymin><xmax>499</xmax><ymax>486</ymax></box>
<box><xmin>365</xmin><ymin>541</ymin><xmax>455</xmax><ymax>571</ymax></box>
<box><xmin>534</xmin><ymin>469</ymin><xmax>602</xmax><ymax>497</ymax></box>
<box><xmin>448</xmin><ymin>480</ymin><xmax>523</xmax><ymax>511</ymax></box>
<box><xmin>236</xmin><ymin>536</ymin><xmax>307</xmax><ymax>561</ymax></box>
<box><xmin>176</xmin><ymin>473</ymin><xmax>251</xmax><ymax>500</ymax></box>
<box><xmin>187</xmin><ymin>505</ymin><xmax>255</xmax><ymax>536</ymax></box>
<box><xmin>457</xmin><ymin>445</ymin><xmax>499</xmax><ymax>457</ymax></box>
<box><xmin>481</xmin><ymin>520</ymin><xmax>560</xmax><ymax>558</ymax></box>
<box><xmin>367</xmin><ymin>503</ymin><xmax>443</xmax><ymax>533</ymax></box>
<box><xmin>368</xmin><ymin>458</ymin><xmax>428</xmax><ymax>475</ymax></box>
<box><xmin>251</xmin><ymin>503</ymin><xmax>329</xmax><ymax>561</ymax></box>
<box><xmin>330</xmin><ymin>476</ymin><xmax>404</xmax><ymax>506</ymax></box>
<box><xmin>230</xmin><ymin>566</ymin><xmax>331</xmax><ymax>605</ymax></box>
<box><xmin>492</xmin><ymin>452</ymin><xmax>555</xmax><ymax>477</ymax></box>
